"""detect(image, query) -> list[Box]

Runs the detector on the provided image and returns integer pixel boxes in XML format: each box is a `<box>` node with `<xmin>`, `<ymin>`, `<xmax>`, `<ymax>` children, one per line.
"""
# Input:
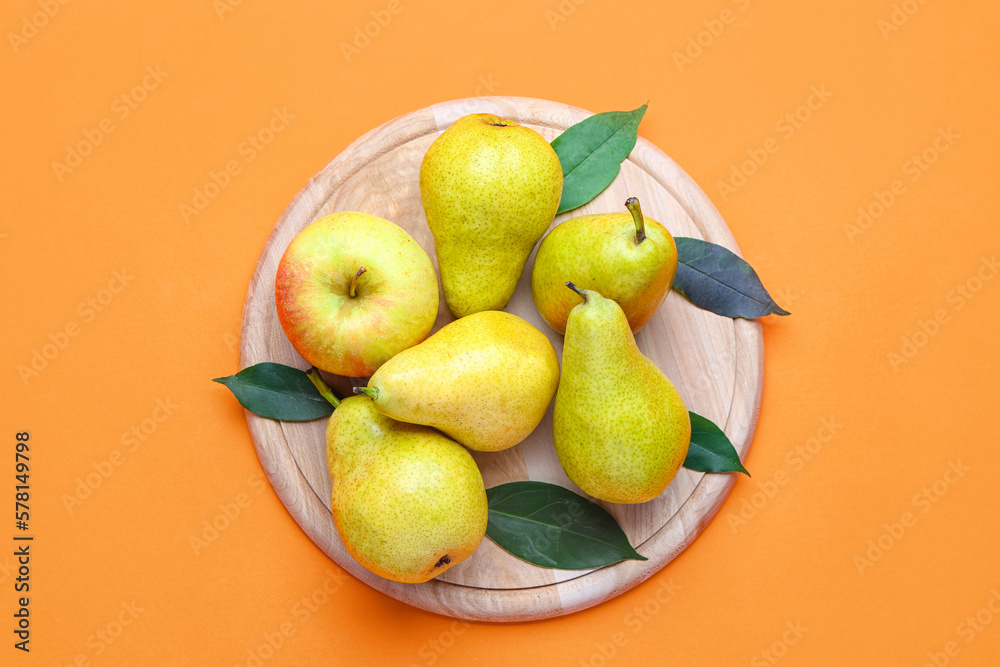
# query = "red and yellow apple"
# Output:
<box><xmin>274</xmin><ymin>212</ymin><xmax>439</xmax><ymax>377</ymax></box>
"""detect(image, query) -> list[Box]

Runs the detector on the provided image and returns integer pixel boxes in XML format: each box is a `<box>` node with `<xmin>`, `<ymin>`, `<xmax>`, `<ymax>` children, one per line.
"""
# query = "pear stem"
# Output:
<box><xmin>625</xmin><ymin>197</ymin><xmax>646</xmax><ymax>245</ymax></box>
<box><xmin>565</xmin><ymin>281</ymin><xmax>588</xmax><ymax>302</ymax></box>
<box><xmin>349</xmin><ymin>266</ymin><xmax>367</xmax><ymax>298</ymax></box>
<box><xmin>353</xmin><ymin>386</ymin><xmax>378</xmax><ymax>400</ymax></box>
<box><xmin>307</xmin><ymin>368</ymin><xmax>341</xmax><ymax>408</ymax></box>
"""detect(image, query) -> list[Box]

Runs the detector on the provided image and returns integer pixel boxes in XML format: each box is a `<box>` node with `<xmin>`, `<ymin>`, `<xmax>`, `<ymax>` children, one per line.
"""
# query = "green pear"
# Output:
<box><xmin>326</xmin><ymin>395</ymin><xmax>488</xmax><ymax>584</ymax></box>
<box><xmin>420</xmin><ymin>113</ymin><xmax>563</xmax><ymax>317</ymax></box>
<box><xmin>531</xmin><ymin>197</ymin><xmax>677</xmax><ymax>334</ymax></box>
<box><xmin>553</xmin><ymin>284</ymin><xmax>690</xmax><ymax>504</ymax></box>
<box><xmin>357</xmin><ymin>310</ymin><xmax>560</xmax><ymax>452</ymax></box>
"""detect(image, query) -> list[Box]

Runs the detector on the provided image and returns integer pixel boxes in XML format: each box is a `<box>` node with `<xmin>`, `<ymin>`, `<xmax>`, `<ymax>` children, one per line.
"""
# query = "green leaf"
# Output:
<box><xmin>213</xmin><ymin>362</ymin><xmax>335</xmax><ymax>421</ymax></box>
<box><xmin>683</xmin><ymin>412</ymin><xmax>750</xmax><ymax>475</ymax></box>
<box><xmin>486</xmin><ymin>481</ymin><xmax>647</xmax><ymax>569</ymax></box>
<box><xmin>673</xmin><ymin>237</ymin><xmax>790</xmax><ymax>318</ymax></box>
<box><xmin>551</xmin><ymin>104</ymin><xmax>647</xmax><ymax>214</ymax></box>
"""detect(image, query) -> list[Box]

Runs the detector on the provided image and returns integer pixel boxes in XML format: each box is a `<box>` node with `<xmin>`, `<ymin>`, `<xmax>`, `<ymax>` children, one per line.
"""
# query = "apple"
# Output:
<box><xmin>274</xmin><ymin>211</ymin><xmax>439</xmax><ymax>377</ymax></box>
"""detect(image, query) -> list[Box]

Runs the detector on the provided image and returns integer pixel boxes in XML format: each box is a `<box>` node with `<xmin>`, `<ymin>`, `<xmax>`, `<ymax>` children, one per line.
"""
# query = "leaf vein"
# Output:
<box><xmin>677</xmin><ymin>261</ymin><xmax>773</xmax><ymax>310</ymax></box>
<box><xmin>560</xmin><ymin>118</ymin><xmax>640</xmax><ymax>182</ymax></box>
<box><xmin>489</xmin><ymin>511</ymin><xmax>634</xmax><ymax>554</ymax></box>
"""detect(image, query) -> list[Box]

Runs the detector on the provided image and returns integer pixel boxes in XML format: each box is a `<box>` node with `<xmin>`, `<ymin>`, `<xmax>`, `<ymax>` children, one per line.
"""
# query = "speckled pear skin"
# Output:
<box><xmin>553</xmin><ymin>289</ymin><xmax>690</xmax><ymax>504</ymax></box>
<box><xmin>531</xmin><ymin>209</ymin><xmax>677</xmax><ymax>335</ymax></box>
<box><xmin>419</xmin><ymin>113</ymin><xmax>564</xmax><ymax>318</ymax></box>
<box><xmin>363</xmin><ymin>311</ymin><xmax>560</xmax><ymax>452</ymax></box>
<box><xmin>325</xmin><ymin>396</ymin><xmax>488</xmax><ymax>584</ymax></box>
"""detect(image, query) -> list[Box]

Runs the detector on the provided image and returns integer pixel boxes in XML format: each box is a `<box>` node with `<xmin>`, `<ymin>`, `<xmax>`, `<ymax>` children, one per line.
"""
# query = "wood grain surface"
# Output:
<box><xmin>238</xmin><ymin>96</ymin><xmax>763</xmax><ymax>622</ymax></box>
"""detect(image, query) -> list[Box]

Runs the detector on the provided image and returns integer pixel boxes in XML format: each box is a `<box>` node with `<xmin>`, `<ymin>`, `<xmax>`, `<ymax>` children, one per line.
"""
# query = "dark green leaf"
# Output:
<box><xmin>673</xmin><ymin>237</ymin><xmax>790</xmax><ymax>318</ymax></box>
<box><xmin>213</xmin><ymin>362</ymin><xmax>334</xmax><ymax>421</ymax></box>
<box><xmin>486</xmin><ymin>481</ymin><xmax>646</xmax><ymax>569</ymax></box>
<box><xmin>683</xmin><ymin>412</ymin><xmax>750</xmax><ymax>475</ymax></box>
<box><xmin>551</xmin><ymin>104</ymin><xmax>647</xmax><ymax>214</ymax></box>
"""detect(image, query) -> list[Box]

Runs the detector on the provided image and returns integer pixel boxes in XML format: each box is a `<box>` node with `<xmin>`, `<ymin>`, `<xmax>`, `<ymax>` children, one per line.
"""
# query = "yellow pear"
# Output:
<box><xmin>532</xmin><ymin>197</ymin><xmax>677</xmax><ymax>335</ymax></box>
<box><xmin>357</xmin><ymin>311</ymin><xmax>559</xmax><ymax>452</ymax></box>
<box><xmin>420</xmin><ymin>113</ymin><xmax>563</xmax><ymax>317</ymax></box>
<box><xmin>554</xmin><ymin>285</ymin><xmax>690</xmax><ymax>504</ymax></box>
<box><xmin>326</xmin><ymin>395</ymin><xmax>487</xmax><ymax>584</ymax></box>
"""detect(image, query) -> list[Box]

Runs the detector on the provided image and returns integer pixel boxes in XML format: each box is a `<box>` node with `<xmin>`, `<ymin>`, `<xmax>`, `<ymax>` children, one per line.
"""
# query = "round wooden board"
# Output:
<box><xmin>239</xmin><ymin>96</ymin><xmax>763</xmax><ymax>622</ymax></box>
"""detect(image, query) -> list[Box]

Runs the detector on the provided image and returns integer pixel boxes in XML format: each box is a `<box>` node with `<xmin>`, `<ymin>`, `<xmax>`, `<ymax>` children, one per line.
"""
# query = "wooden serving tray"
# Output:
<box><xmin>239</xmin><ymin>96</ymin><xmax>763</xmax><ymax>622</ymax></box>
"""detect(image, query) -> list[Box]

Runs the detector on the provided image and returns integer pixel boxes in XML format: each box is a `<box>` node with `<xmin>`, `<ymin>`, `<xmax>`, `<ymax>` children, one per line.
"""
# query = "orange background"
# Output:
<box><xmin>3</xmin><ymin>0</ymin><xmax>999</xmax><ymax>664</ymax></box>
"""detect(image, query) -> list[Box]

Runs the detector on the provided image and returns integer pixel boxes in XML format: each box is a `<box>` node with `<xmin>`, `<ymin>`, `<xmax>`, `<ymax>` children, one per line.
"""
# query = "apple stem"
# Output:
<box><xmin>307</xmin><ymin>368</ymin><xmax>341</xmax><ymax>408</ymax></box>
<box><xmin>349</xmin><ymin>266</ymin><xmax>367</xmax><ymax>298</ymax></box>
<box><xmin>353</xmin><ymin>386</ymin><xmax>379</xmax><ymax>400</ymax></box>
<box><xmin>565</xmin><ymin>281</ymin><xmax>588</xmax><ymax>302</ymax></box>
<box><xmin>625</xmin><ymin>197</ymin><xmax>646</xmax><ymax>245</ymax></box>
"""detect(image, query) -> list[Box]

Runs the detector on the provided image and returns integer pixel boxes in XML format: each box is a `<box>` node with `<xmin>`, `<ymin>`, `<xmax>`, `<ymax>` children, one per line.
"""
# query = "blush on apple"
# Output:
<box><xmin>274</xmin><ymin>211</ymin><xmax>439</xmax><ymax>377</ymax></box>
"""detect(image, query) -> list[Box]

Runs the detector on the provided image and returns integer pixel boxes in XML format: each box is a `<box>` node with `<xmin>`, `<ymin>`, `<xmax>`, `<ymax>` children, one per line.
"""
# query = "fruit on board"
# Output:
<box><xmin>274</xmin><ymin>211</ymin><xmax>438</xmax><ymax>377</ymax></box>
<box><xmin>326</xmin><ymin>395</ymin><xmax>487</xmax><ymax>583</ymax></box>
<box><xmin>553</xmin><ymin>284</ymin><xmax>690</xmax><ymax>504</ymax></box>
<box><xmin>532</xmin><ymin>197</ymin><xmax>677</xmax><ymax>335</ymax></box>
<box><xmin>356</xmin><ymin>310</ymin><xmax>559</xmax><ymax>452</ymax></box>
<box><xmin>420</xmin><ymin>113</ymin><xmax>563</xmax><ymax>317</ymax></box>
